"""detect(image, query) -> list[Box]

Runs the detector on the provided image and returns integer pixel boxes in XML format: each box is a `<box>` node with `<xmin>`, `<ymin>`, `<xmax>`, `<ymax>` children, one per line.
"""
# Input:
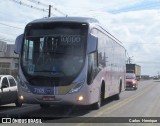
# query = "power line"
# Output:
<box><xmin>9</xmin><ymin>0</ymin><xmax>47</xmax><ymax>12</ymax></box>
<box><xmin>26</xmin><ymin>0</ymin><xmax>48</xmax><ymax>7</ymax></box>
<box><xmin>26</xmin><ymin>0</ymin><xmax>68</xmax><ymax>17</ymax></box>
<box><xmin>0</xmin><ymin>22</ymin><xmax>23</xmax><ymax>30</ymax></box>
<box><xmin>9</xmin><ymin>0</ymin><xmax>56</xmax><ymax>16</ymax></box>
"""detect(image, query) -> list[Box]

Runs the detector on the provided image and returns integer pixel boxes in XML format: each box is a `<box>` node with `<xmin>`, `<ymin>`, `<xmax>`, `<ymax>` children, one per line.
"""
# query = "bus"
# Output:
<box><xmin>14</xmin><ymin>17</ymin><xmax>126</xmax><ymax>109</ymax></box>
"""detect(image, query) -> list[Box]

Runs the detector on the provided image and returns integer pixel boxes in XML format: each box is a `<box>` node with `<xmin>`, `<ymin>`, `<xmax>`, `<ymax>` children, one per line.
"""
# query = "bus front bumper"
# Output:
<box><xmin>18</xmin><ymin>89</ymin><xmax>94</xmax><ymax>106</ymax></box>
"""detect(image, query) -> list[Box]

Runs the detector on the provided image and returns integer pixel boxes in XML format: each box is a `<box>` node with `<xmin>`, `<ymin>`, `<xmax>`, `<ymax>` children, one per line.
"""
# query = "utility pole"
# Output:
<box><xmin>128</xmin><ymin>56</ymin><xmax>133</xmax><ymax>64</ymax></box>
<box><xmin>48</xmin><ymin>5</ymin><xmax>52</xmax><ymax>17</ymax></box>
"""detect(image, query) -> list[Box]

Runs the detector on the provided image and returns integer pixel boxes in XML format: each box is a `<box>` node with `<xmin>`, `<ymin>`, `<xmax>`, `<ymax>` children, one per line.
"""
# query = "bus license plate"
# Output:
<box><xmin>42</xmin><ymin>96</ymin><xmax>55</xmax><ymax>101</ymax></box>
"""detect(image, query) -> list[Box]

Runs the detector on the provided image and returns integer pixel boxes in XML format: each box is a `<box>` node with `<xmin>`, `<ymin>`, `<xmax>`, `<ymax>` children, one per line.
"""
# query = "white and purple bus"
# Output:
<box><xmin>14</xmin><ymin>17</ymin><xmax>126</xmax><ymax>109</ymax></box>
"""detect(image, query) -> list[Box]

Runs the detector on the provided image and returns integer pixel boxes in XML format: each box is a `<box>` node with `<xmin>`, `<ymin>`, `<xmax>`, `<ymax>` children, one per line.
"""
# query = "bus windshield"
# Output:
<box><xmin>21</xmin><ymin>22</ymin><xmax>88</xmax><ymax>86</ymax></box>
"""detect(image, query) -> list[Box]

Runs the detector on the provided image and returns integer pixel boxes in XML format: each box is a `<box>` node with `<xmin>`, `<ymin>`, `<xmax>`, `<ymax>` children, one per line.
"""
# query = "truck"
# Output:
<box><xmin>126</xmin><ymin>64</ymin><xmax>141</xmax><ymax>81</ymax></box>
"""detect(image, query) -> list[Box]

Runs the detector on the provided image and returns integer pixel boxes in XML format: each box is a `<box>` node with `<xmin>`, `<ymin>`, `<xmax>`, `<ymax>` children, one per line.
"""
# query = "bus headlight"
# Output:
<box><xmin>78</xmin><ymin>96</ymin><xmax>84</xmax><ymax>101</ymax></box>
<box><xmin>69</xmin><ymin>81</ymin><xmax>84</xmax><ymax>94</ymax></box>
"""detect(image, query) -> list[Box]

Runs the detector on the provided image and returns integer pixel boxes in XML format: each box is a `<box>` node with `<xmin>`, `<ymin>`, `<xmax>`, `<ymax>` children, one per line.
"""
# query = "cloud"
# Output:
<box><xmin>0</xmin><ymin>0</ymin><xmax>160</xmax><ymax>76</ymax></box>
<box><xmin>70</xmin><ymin>9</ymin><xmax>160</xmax><ymax>75</ymax></box>
<box><xmin>108</xmin><ymin>10</ymin><xmax>160</xmax><ymax>75</ymax></box>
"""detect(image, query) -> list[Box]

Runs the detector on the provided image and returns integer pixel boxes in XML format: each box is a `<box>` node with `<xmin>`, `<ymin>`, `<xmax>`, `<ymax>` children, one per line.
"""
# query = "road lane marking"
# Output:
<box><xmin>100</xmin><ymin>85</ymin><xmax>153</xmax><ymax>115</ymax></box>
<box><xmin>76</xmin><ymin>84</ymin><xmax>155</xmax><ymax>125</ymax></box>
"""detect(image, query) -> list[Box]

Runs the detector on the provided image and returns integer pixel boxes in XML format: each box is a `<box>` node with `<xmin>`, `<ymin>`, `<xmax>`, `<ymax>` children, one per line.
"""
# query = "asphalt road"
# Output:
<box><xmin>0</xmin><ymin>79</ymin><xmax>160</xmax><ymax>125</ymax></box>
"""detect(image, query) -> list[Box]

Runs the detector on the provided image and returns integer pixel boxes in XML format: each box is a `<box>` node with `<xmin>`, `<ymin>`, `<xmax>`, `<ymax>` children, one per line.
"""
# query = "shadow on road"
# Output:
<box><xmin>26</xmin><ymin>97</ymin><xmax>117</xmax><ymax>118</ymax></box>
<box><xmin>101</xmin><ymin>97</ymin><xmax>115</xmax><ymax>107</ymax></box>
<box><xmin>1</xmin><ymin>97</ymin><xmax>117</xmax><ymax>119</ymax></box>
<box><xmin>125</xmin><ymin>89</ymin><xmax>137</xmax><ymax>91</ymax></box>
<box><xmin>0</xmin><ymin>106</ymin><xmax>16</xmax><ymax>111</ymax></box>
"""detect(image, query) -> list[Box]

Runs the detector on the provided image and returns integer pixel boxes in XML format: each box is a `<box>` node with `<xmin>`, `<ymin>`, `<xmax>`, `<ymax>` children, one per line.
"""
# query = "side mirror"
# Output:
<box><xmin>87</xmin><ymin>34</ymin><xmax>98</xmax><ymax>54</ymax></box>
<box><xmin>14</xmin><ymin>34</ymin><xmax>24</xmax><ymax>54</ymax></box>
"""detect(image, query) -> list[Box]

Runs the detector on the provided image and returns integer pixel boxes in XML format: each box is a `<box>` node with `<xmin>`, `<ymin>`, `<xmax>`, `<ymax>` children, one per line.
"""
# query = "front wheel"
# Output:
<box><xmin>92</xmin><ymin>100</ymin><xmax>101</xmax><ymax>110</ymax></box>
<box><xmin>15</xmin><ymin>99</ymin><xmax>22</xmax><ymax>107</ymax></box>
<box><xmin>134</xmin><ymin>87</ymin><xmax>137</xmax><ymax>90</ymax></box>
<box><xmin>92</xmin><ymin>91</ymin><xmax>102</xmax><ymax>110</ymax></box>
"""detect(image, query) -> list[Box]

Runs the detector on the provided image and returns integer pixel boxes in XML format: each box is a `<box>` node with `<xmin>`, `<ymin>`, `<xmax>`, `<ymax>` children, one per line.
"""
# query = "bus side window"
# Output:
<box><xmin>87</xmin><ymin>28</ymin><xmax>99</xmax><ymax>85</ymax></box>
<box><xmin>87</xmin><ymin>52</ymin><xmax>98</xmax><ymax>85</ymax></box>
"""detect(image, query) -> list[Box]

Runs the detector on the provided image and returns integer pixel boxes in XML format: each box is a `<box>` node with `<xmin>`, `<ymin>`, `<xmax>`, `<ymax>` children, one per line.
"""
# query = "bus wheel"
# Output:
<box><xmin>113</xmin><ymin>83</ymin><xmax>121</xmax><ymax>100</ymax></box>
<box><xmin>40</xmin><ymin>104</ymin><xmax>50</xmax><ymax>108</ymax></box>
<box><xmin>92</xmin><ymin>90</ymin><xmax>102</xmax><ymax>110</ymax></box>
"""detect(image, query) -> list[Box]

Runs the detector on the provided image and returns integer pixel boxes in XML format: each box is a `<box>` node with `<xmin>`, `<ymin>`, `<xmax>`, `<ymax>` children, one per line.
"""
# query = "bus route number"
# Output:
<box><xmin>34</xmin><ymin>88</ymin><xmax>45</xmax><ymax>94</ymax></box>
<box><xmin>61</xmin><ymin>35</ymin><xmax>81</xmax><ymax>45</ymax></box>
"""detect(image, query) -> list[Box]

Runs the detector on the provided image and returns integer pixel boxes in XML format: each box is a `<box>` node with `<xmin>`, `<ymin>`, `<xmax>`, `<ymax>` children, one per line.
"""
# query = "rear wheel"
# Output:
<box><xmin>113</xmin><ymin>83</ymin><xmax>121</xmax><ymax>100</ymax></box>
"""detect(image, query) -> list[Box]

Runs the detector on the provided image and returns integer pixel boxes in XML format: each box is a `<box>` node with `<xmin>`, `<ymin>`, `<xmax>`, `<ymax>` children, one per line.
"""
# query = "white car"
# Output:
<box><xmin>0</xmin><ymin>75</ymin><xmax>22</xmax><ymax>107</ymax></box>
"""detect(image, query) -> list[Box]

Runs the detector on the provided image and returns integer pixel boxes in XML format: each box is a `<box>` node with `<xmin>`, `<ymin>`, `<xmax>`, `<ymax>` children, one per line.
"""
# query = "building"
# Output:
<box><xmin>0</xmin><ymin>41</ymin><xmax>19</xmax><ymax>77</ymax></box>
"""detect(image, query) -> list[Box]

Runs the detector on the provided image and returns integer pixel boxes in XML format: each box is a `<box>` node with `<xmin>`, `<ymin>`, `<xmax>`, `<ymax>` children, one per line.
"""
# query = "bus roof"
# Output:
<box><xmin>27</xmin><ymin>17</ymin><xmax>125</xmax><ymax>49</ymax></box>
<box><xmin>29</xmin><ymin>17</ymin><xmax>99</xmax><ymax>24</ymax></box>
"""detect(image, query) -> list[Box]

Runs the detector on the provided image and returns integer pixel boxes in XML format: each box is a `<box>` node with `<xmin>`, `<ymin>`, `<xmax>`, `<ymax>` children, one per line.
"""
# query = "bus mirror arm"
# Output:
<box><xmin>14</xmin><ymin>34</ymin><xmax>24</xmax><ymax>54</ymax></box>
<box><xmin>87</xmin><ymin>34</ymin><xmax>98</xmax><ymax>54</ymax></box>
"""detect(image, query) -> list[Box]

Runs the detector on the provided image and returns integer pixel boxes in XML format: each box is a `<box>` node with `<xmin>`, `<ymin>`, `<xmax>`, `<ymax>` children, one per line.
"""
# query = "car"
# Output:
<box><xmin>153</xmin><ymin>76</ymin><xmax>159</xmax><ymax>80</ymax></box>
<box><xmin>0</xmin><ymin>75</ymin><xmax>22</xmax><ymax>107</ymax></box>
<box><xmin>126</xmin><ymin>73</ymin><xmax>138</xmax><ymax>90</ymax></box>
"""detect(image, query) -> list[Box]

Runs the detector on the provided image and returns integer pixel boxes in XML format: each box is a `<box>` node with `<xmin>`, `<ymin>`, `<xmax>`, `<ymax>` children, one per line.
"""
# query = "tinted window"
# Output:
<box><xmin>9</xmin><ymin>78</ymin><xmax>17</xmax><ymax>87</ymax></box>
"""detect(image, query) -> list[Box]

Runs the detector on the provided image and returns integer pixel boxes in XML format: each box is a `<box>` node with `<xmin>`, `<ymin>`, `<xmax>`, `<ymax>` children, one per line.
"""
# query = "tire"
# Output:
<box><xmin>15</xmin><ymin>100</ymin><xmax>22</xmax><ymax>107</ymax></box>
<box><xmin>133</xmin><ymin>84</ymin><xmax>138</xmax><ymax>90</ymax></box>
<box><xmin>134</xmin><ymin>87</ymin><xmax>137</xmax><ymax>90</ymax></box>
<box><xmin>92</xmin><ymin>90</ymin><xmax>102</xmax><ymax>110</ymax></box>
<box><xmin>92</xmin><ymin>100</ymin><xmax>101</xmax><ymax>110</ymax></box>
<box><xmin>113</xmin><ymin>83</ymin><xmax>121</xmax><ymax>100</ymax></box>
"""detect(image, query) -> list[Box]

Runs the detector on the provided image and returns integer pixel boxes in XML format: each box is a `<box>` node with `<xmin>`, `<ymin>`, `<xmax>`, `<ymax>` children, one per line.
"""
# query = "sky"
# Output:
<box><xmin>0</xmin><ymin>0</ymin><xmax>160</xmax><ymax>76</ymax></box>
